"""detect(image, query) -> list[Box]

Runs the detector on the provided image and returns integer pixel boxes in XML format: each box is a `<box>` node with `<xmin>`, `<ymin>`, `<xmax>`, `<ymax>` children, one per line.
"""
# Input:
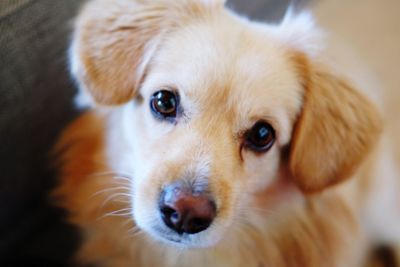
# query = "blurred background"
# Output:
<box><xmin>0</xmin><ymin>0</ymin><xmax>399</xmax><ymax>266</ymax></box>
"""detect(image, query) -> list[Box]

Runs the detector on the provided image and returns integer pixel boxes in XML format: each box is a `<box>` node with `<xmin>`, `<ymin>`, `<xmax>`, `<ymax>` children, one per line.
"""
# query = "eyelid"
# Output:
<box><xmin>150</xmin><ymin>86</ymin><xmax>178</xmax><ymax>96</ymax></box>
<box><xmin>237</xmin><ymin>118</ymin><xmax>278</xmax><ymax>139</ymax></box>
<box><xmin>150</xmin><ymin>87</ymin><xmax>181</xmax><ymax>107</ymax></box>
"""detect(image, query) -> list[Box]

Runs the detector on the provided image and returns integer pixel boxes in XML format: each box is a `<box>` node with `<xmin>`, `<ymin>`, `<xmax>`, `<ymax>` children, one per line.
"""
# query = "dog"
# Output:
<box><xmin>54</xmin><ymin>0</ymin><xmax>400</xmax><ymax>266</ymax></box>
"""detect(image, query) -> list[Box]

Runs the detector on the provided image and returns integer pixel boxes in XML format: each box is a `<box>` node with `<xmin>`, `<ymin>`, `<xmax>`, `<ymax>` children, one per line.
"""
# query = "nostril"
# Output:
<box><xmin>160</xmin><ymin>205</ymin><xmax>180</xmax><ymax>228</ymax></box>
<box><xmin>185</xmin><ymin>217</ymin><xmax>212</xmax><ymax>234</ymax></box>
<box><xmin>160</xmin><ymin>206</ymin><xmax>175</xmax><ymax>217</ymax></box>
<box><xmin>192</xmin><ymin>218</ymin><xmax>211</xmax><ymax>228</ymax></box>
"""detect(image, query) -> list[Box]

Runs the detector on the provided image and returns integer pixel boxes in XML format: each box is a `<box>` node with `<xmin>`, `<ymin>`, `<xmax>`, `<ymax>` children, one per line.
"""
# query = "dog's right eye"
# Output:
<box><xmin>244</xmin><ymin>121</ymin><xmax>275</xmax><ymax>153</ymax></box>
<box><xmin>150</xmin><ymin>90</ymin><xmax>178</xmax><ymax>120</ymax></box>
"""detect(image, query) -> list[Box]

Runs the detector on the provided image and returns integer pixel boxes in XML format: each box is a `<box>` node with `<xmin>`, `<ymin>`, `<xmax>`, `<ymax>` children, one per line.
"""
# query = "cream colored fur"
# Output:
<box><xmin>54</xmin><ymin>0</ymin><xmax>399</xmax><ymax>266</ymax></box>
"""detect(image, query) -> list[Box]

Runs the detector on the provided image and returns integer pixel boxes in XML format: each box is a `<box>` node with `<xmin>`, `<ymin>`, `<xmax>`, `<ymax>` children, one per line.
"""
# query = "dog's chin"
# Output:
<box><xmin>135</xmin><ymin>218</ymin><xmax>222</xmax><ymax>249</ymax></box>
<box><xmin>155</xmin><ymin>227</ymin><xmax>222</xmax><ymax>249</ymax></box>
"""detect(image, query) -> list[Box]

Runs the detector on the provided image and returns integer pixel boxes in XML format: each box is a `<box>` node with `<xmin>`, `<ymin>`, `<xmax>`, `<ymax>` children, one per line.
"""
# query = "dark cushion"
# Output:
<box><xmin>0</xmin><ymin>0</ymin><xmax>303</xmax><ymax>266</ymax></box>
<box><xmin>0</xmin><ymin>0</ymin><xmax>83</xmax><ymax>266</ymax></box>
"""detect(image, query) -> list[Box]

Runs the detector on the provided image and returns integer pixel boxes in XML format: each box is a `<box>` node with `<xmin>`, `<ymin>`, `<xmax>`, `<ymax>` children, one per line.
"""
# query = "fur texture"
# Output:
<box><xmin>54</xmin><ymin>0</ymin><xmax>399</xmax><ymax>266</ymax></box>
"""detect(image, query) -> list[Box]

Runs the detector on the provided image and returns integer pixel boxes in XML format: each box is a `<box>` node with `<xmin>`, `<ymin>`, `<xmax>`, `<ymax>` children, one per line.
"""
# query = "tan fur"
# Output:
<box><xmin>54</xmin><ymin>0</ymin><xmax>398</xmax><ymax>266</ymax></box>
<box><xmin>289</xmin><ymin>54</ymin><xmax>382</xmax><ymax>193</ymax></box>
<box><xmin>54</xmin><ymin>112</ymin><xmax>136</xmax><ymax>265</ymax></box>
<box><xmin>72</xmin><ymin>0</ymin><xmax>225</xmax><ymax>105</ymax></box>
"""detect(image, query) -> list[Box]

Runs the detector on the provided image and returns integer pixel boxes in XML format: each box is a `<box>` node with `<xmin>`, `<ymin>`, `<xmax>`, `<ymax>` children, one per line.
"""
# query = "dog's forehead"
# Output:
<box><xmin>148</xmin><ymin>15</ymin><xmax>303</xmax><ymax>134</ymax></box>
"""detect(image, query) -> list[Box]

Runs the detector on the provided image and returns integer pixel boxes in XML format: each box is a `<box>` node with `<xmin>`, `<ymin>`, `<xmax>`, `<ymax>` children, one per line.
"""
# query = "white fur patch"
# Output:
<box><xmin>200</xmin><ymin>0</ymin><xmax>226</xmax><ymax>6</ymax></box>
<box><xmin>68</xmin><ymin>37</ymin><xmax>95</xmax><ymax>109</ymax></box>
<box><xmin>271</xmin><ymin>8</ymin><xmax>325</xmax><ymax>57</ymax></box>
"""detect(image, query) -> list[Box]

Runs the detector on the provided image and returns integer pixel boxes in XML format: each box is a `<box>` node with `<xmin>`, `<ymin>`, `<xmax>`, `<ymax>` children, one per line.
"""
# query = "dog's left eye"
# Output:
<box><xmin>150</xmin><ymin>90</ymin><xmax>178</xmax><ymax>120</ymax></box>
<box><xmin>244</xmin><ymin>121</ymin><xmax>275</xmax><ymax>152</ymax></box>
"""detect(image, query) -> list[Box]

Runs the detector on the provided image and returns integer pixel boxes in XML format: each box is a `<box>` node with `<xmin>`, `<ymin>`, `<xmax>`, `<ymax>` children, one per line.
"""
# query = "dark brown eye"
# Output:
<box><xmin>245</xmin><ymin>121</ymin><xmax>275</xmax><ymax>152</ymax></box>
<box><xmin>150</xmin><ymin>90</ymin><xmax>178</xmax><ymax>119</ymax></box>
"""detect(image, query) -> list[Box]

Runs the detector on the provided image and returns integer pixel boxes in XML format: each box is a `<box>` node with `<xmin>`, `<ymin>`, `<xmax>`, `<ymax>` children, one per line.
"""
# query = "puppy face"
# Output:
<box><xmin>71</xmin><ymin>0</ymin><xmax>381</xmax><ymax>248</ymax></box>
<box><xmin>125</xmin><ymin>20</ymin><xmax>303</xmax><ymax>247</ymax></box>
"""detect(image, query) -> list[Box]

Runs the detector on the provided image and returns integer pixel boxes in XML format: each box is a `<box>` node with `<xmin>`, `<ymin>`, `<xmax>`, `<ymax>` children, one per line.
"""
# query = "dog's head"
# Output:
<box><xmin>70</xmin><ymin>0</ymin><xmax>381</xmax><ymax>248</ymax></box>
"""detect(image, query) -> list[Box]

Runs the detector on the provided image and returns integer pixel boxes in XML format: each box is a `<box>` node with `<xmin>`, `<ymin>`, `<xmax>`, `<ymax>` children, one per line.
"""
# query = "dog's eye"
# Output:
<box><xmin>150</xmin><ymin>90</ymin><xmax>178</xmax><ymax>119</ymax></box>
<box><xmin>245</xmin><ymin>121</ymin><xmax>275</xmax><ymax>152</ymax></box>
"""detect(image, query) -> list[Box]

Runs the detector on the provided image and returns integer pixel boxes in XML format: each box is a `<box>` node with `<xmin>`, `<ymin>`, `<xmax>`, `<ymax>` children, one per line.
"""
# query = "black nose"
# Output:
<box><xmin>159</xmin><ymin>184</ymin><xmax>216</xmax><ymax>234</ymax></box>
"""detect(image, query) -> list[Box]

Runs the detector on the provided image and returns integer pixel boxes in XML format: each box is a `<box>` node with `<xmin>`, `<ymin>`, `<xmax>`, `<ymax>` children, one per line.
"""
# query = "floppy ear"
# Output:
<box><xmin>289</xmin><ymin>55</ymin><xmax>382</xmax><ymax>193</ymax></box>
<box><xmin>70</xmin><ymin>0</ymin><xmax>226</xmax><ymax>105</ymax></box>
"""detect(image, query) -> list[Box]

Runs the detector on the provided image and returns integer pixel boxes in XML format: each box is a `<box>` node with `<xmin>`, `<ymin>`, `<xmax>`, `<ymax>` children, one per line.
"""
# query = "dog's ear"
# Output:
<box><xmin>289</xmin><ymin>54</ymin><xmax>382</xmax><ymax>193</ymax></box>
<box><xmin>70</xmin><ymin>0</ymin><xmax>226</xmax><ymax>105</ymax></box>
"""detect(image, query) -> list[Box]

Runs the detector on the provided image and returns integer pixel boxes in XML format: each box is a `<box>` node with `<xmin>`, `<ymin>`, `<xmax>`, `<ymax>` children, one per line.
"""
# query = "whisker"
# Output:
<box><xmin>107</xmin><ymin>207</ymin><xmax>132</xmax><ymax>214</ymax></box>
<box><xmin>101</xmin><ymin>192</ymin><xmax>132</xmax><ymax>208</ymax></box>
<box><xmin>128</xmin><ymin>226</ymin><xmax>145</xmax><ymax>239</ymax></box>
<box><xmin>121</xmin><ymin>219</ymin><xmax>135</xmax><ymax>227</ymax></box>
<box><xmin>128</xmin><ymin>226</ymin><xmax>140</xmax><ymax>234</ymax></box>
<box><xmin>105</xmin><ymin>212</ymin><xmax>133</xmax><ymax>217</ymax></box>
<box><xmin>113</xmin><ymin>176</ymin><xmax>132</xmax><ymax>182</ymax></box>
<box><xmin>98</xmin><ymin>208</ymin><xmax>133</xmax><ymax>220</ymax></box>
<box><xmin>91</xmin><ymin>186</ymin><xmax>131</xmax><ymax>198</ymax></box>
<box><xmin>88</xmin><ymin>171</ymin><xmax>133</xmax><ymax>178</ymax></box>
<box><xmin>110</xmin><ymin>180</ymin><xmax>131</xmax><ymax>187</ymax></box>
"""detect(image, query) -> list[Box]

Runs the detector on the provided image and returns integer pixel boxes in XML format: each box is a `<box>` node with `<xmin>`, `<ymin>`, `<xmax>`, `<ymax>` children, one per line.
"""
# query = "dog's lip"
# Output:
<box><xmin>150</xmin><ymin>225</ymin><xmax>185</xmax><ymax>244</ymax></box>
<box><xmin>161</xmin><ymin>235</ymin><xmax>182</xmax><ymax>243</ymax></box>
<box><xmin>156</xmin><ymin>232</ymin><xmax>190</xmax><ymax>246</ymax></box>
<box><xmin>148</xmin><ymin>223</ymin><xmax>220</xmax><ymax>249</ymax></box>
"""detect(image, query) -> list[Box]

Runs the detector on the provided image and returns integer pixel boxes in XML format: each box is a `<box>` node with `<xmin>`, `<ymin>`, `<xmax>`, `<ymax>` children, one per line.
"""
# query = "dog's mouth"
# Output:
<box><xmin>144</xmin><ymin>221</ymin><xmax>221</xmax><ymax>249</ymax></box>
<box><xmin>158</xmin><ymin>232</ymin><xmax>184</xmax><ymax>245</ymax></box>
<box><xmin>149</xmin><ymin>225</ymin><xmax>198</xmax><ymax>247</ymax></box>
